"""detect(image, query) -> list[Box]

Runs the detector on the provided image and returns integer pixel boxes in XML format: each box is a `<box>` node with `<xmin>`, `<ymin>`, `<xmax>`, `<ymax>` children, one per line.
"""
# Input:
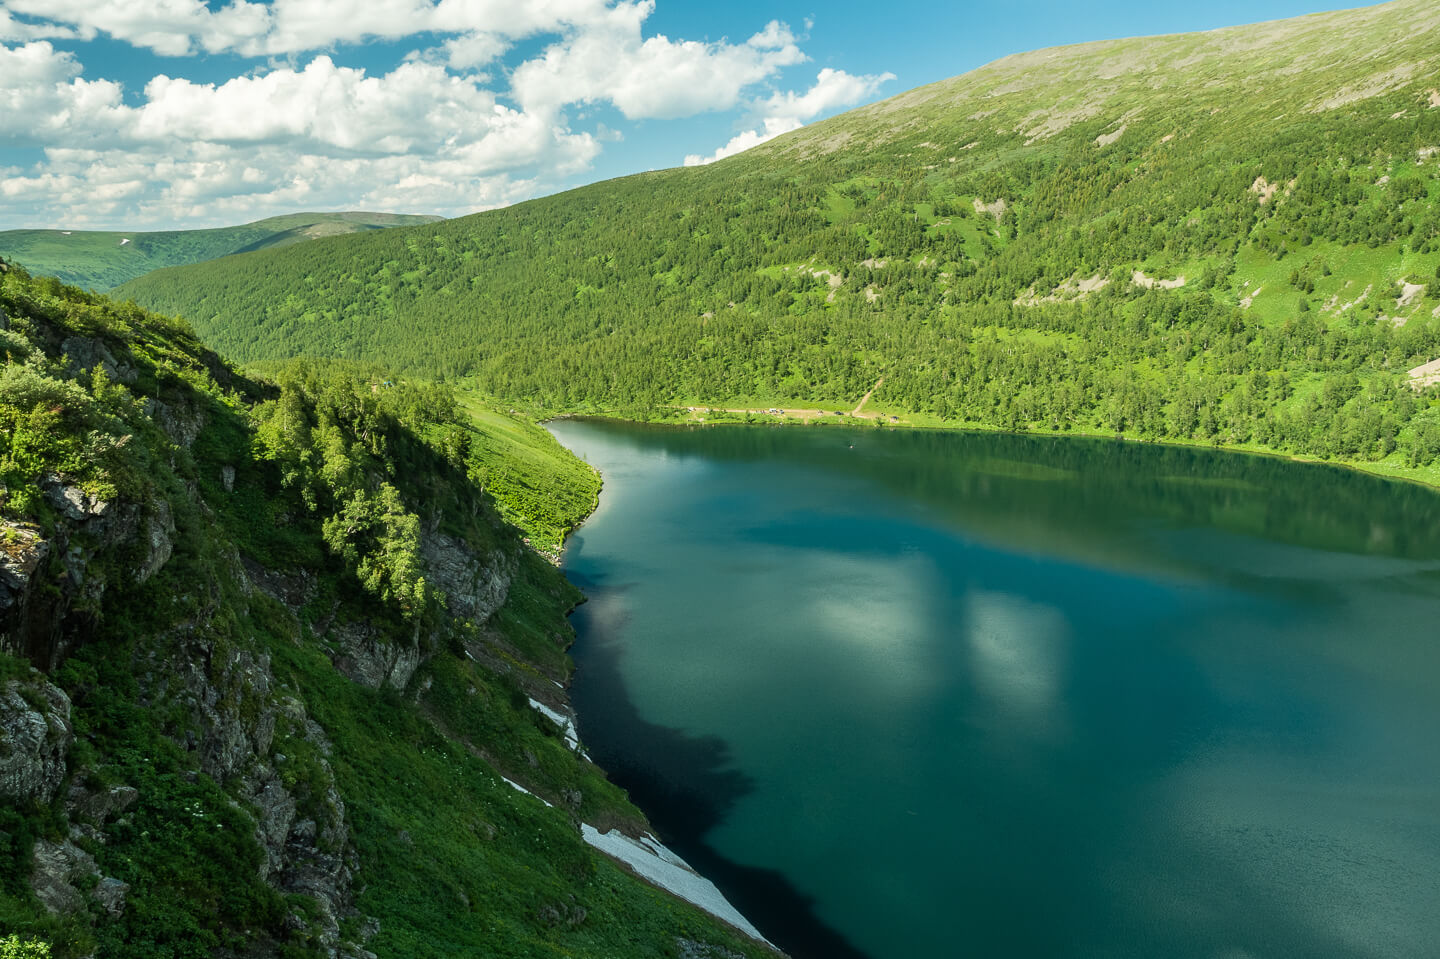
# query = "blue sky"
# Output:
<box><xmin>0</xmin><ymin>0</ymin><xmax>1369</xmax><ymax>229</ymax></box>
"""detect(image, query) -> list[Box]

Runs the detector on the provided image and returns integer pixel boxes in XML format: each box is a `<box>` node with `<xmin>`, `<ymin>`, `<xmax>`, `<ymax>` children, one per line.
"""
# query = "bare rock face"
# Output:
<box><xmin>152</xmin><ymin>638</ymin><xmax>277</xmax><ymax>782</ymax></box>
<box><xmin>31</xmin><ymin>839</ymin><xmax>97</xmax><ymax>915</ymax></box>
<box><xmin>675</xmin><ymin>940</ymin><xmax>745</xmax><ymax>959</ymax></box>
<box><xmin>242</xmin><ymin>557</ymin><xmax>315</xmax><ymax>611</ymax></box>
<box><xmin>137</xmin><ymin>500</ymin><xmax>176</xmax><ymax>583</ymax></box>
<box><xmin>29</xmin><ymin>838</ymin><xmax>130</xmax><ymax>919</ymax></box>
<box><xmin>420</xmin><ymin>530</ymin><xmax>514</xmax><ymax>624</ymax></box>
<box><xmin>66</xmin><ymin>780</ymin><xmax>139</xmax><ymax>831</ymax></box>
<box><xmin>0</xmin><ymin>523</ymin><xmax>48</xmax><ymax>617</ymax></box>
<box><xmin>330</xmin><ymin>620</ymin><xmax>421</xmax><ymax>691</ymax></box>
<box><xmin>0</xmin><ymin>678</ymin><xmax>73</xmax><ymax>803</ymax></box>
<box><xmin>141</xmin><ymin>630</ymin><xmax>359</xmax><ymax>952</ymax></box>
<box><xmin>61</xmin><ymin>335</ymin><xmax>137</xmax><ymax>386</ymax></box>
<box><xmin>2</xmin><ymin>477</ymin><xmax>173</xmax><ymax>671</ymax></box>
<box><xmin>152</xmin><ymin>397</ymin><xmax>208</xmax><ymax>449</ymax></box>
<box><xmin>95</xmin><ymin>876</ymin><xmax>131</xmax><ymax>917</ymax></box>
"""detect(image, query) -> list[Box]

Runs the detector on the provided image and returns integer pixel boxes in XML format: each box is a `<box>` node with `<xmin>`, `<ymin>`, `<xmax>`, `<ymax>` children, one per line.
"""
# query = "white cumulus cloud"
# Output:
<box><xmin>683</xmin><ymin>66</ymin><xmax>894</xmax><ymax>166</ymax></box>
<box><xmin>0</xmin><ymin>0</ymin><xmax>650</xmax><ymax>57</ymax></box>
<box><xmin>0</xmin><ymin>8</ymin><xmax>77</xmax><ymax>41</ymax></box>
<box><xmin>511</xmin><ymin>5</ymin><xmax>806</xmax><ymax>120</ymax></box>
<box><xmin>0</xmin><ymin>2</ymin><xmax>894</xmax><ymax>227</ymax></box>
<box><xmin>0</xmin><ymin>45</ymin><xmax>598</xmax><ymax>226</ymax></box>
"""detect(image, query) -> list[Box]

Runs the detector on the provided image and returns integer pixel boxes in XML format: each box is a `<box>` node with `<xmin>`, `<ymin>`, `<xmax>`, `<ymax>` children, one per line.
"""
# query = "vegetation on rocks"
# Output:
<box><xmin>0</xmin><ymin>260</ymin><xmax>773</xmax><ymax>959</ymax></box>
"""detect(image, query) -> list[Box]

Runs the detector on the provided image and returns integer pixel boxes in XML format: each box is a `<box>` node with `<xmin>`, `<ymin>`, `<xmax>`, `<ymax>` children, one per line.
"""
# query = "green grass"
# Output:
<box><xmin>453</xmin><ymin>391</ymin><xmax>602</xmax><ymax>555</ymax></box>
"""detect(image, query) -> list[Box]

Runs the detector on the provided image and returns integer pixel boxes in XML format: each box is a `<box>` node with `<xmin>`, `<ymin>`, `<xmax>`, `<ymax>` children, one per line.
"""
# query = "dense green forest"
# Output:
<box><xmin>118</xmin><ymin>0</ymin><xmax>1440</xmax><ymax>481</ymax></box>
<box><xmin>0</xmin><ymin>213</ymin><xmax>442</xmax><ymax>292</ymax></box>
<box><xmin>0</xmin><ymin>260</ymin><xmax>771</xmax><ymax>959</ymax></box>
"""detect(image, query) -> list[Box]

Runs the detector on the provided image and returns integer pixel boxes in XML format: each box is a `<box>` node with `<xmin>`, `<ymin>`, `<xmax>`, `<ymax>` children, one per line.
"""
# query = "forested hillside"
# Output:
<box><xmin>119</xmin><ymin>0</ymin><xmax>1440</xmax><ymax>477</ymax></box>
<box><xmin>0</xmin><ymin>260</ymin><xmax>771</xmax><ymax>959</ymax></box>
<box><xmin>0</xmin><ymin>213</ymin><xmax>442</xmax><ymax>292</ymax></box>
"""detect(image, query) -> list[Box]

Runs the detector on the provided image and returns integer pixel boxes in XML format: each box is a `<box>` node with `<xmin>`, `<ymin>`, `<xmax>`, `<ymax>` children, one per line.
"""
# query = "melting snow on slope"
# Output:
<box><xmin>529</xmin><ymin>697</ymin><xmax>582</xmax><ymax>750</ymax></box>
<box><xmin>581</xmin><ymin>825</ymin><xmax>771</xmax><ymax>943</ymax></box>
<box><xmin>500</xmin><ymin>773</ymin><xmax>767</xmax><ymax>942</ymax></box>
<box><xmin>501</xmin><ymin>775</ymin><xmax>552</xmax><ymax>807</ymax></box>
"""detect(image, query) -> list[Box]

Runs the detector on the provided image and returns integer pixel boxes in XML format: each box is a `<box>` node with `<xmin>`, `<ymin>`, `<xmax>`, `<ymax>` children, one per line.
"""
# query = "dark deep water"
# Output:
<box><xmin>548</xmin><ymin>420</ymin><xmax>1440</xmax><ymax>959</ymax></box>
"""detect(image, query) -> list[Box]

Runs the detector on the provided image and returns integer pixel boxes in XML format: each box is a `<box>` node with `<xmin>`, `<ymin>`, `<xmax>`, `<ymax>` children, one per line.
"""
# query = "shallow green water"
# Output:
<box><xmin>548</xmin><ymin>421</ymin><xmax>1440</xmax><ymax>959</ymax></box>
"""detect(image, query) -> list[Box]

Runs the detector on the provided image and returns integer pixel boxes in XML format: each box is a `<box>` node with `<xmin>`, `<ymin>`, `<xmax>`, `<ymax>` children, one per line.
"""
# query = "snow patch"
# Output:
<box><xmin>581</xmin><ymin>825</ymin><xmax>770</xmax><ymax>943</ymax></box>
<box><xmin>502</xmin><ymin>776</ymin><xmax>552</xmax><ymax>807</ymax></box>
<box><xmin>528</xmin><ymin>697</ymin><xmax>581</xmax><ymax>750</ymax></box>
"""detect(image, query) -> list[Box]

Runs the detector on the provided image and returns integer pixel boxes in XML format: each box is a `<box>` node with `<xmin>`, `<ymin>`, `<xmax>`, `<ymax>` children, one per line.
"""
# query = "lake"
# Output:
<box><xmin>547</xmin><ymin>419</ymin><xmax>1440</xmax><ymax>959</ymax></box>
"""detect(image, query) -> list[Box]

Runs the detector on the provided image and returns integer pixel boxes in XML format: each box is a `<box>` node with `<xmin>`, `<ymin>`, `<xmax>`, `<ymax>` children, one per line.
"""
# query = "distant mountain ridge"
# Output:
<box><xmin>0</xmin><ymin>211</ymin><xmax>443</xmax><ymax>291</ymax></box>
<box><xmin>117</xmin><ymin>0</ymin><xmax>1440</xmax><ymax>481</ymax></box>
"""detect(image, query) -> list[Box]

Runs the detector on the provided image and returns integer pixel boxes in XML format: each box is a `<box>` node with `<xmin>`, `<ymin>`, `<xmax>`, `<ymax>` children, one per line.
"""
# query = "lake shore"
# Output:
<box><xmin>543</xmin><ymin>405</ymin><xmax>1440</xmax><ymax>493</ymax></box>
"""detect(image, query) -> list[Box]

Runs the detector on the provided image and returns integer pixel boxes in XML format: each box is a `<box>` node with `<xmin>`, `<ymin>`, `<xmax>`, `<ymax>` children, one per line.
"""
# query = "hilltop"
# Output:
<box><xmin>0</xmin><ymin>212</ymin><xmax>442</xmax><ymax>292</ymax></box>
<box><xmin>115</xmin><ymin>0</ymin><xmax>1440</xmax><ymax>481</ymax></box>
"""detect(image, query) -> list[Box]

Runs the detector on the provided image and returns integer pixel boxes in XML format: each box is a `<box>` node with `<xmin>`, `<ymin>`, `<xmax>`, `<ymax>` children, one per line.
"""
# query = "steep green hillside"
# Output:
<box><xmin>0</xmin><ymin>261</ymin><xmax>773</xmax><ymax>959</ymax></box>
<box><xmin>0</xmin><ymin>213</ymin><xmax>442</xmax><ymax>292</ymax></box>
<box><xmin>452</xmin><ymin>392</ymin><xmax>601</xmax><ymax>559</ymax></box>
<box><xmin>119</xmin><ymin>0</ymin><xmax>1440</xmax><ymax>477</ymax></box>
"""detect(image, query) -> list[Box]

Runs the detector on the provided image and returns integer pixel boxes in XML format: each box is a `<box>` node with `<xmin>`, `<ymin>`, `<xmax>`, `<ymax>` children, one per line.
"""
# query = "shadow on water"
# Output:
<box><xmin>566</xmin><ymin>568</ymin><xmax>872</xmax><ymax>959</ymax></box>
<box><xmin>553</xmin><ymin>422</ymin><xmax>1440</xmax><ymax>959</ymax></box>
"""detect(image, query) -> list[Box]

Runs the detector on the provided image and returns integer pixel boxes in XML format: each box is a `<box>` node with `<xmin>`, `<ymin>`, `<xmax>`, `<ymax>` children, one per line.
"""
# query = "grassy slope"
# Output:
<box><xmin>453</xmin><ymin>390</ymin><xmax>601</xmax><ymax>557</ymax></box>
<box><xmin>0</xmin><ymin>212</ymin><xmax>443</xmax><ymax>291</ymax></box>
<box><xmin>114</xmin><ymin>0</ymin><xmax>1440</xmax><ymax>483</ymax></box>
<box><xmin>0</xmin><ymin>265</ymin><xmax>771</xmax><ymax>959</ymax></box>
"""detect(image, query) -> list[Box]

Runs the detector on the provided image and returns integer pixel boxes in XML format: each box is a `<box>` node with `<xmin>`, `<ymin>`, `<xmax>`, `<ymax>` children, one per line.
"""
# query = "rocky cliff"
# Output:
<box><xmin>0</xmin><ymin>261</ymin><xmax>776</xmax><ymax>959</ymax></box>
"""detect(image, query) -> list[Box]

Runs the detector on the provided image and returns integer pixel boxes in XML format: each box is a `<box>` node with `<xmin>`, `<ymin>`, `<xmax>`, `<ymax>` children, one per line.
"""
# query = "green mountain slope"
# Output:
<box><xmin>0</xmin><ymin>261</ymin><xmax>772</xmax><ymax>959</ymax></box>
<box><xmin>0</xmin><ymin>212</ymin><xmax>443</xmax><ymax>292</ymax></box>
<box><xmin>118</xmin><ymin>0</ymin><xmax>1440</xmax><ymax>477</ymax></box>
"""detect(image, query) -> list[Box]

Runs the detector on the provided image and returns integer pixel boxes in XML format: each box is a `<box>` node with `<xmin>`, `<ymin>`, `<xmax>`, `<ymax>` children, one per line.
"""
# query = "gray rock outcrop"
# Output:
<box><xmin>330</xmin><ymin>619</ymin><xmax>421</xmax><ymax>690</ymax></box>
<box><xmin>2</xmin><ymin>477</ymin><xmax>175</xmax><ymax>671</ymax></box>
<box><xmin>0</xmin><ymin>678</ymin><xmax>72</xmax><ymax>803</ymax></box>
<box><xmin>421</xmin><ymin>530</ymin><xmax>514</xmax><ymax>624</ymax></box>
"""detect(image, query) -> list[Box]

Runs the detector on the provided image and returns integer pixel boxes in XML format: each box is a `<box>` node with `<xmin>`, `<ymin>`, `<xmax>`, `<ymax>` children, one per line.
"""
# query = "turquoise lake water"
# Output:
<box><xmin>547</xmin><ymin>420</ymin><xmax>1440</xmax><ymax>959</ymax></box>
